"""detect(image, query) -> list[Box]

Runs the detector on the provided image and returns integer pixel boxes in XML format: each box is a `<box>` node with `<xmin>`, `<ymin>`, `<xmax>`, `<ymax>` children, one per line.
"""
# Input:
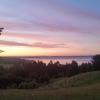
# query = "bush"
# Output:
<box><xmin>18</xmin><ymin>80</ymin><xmax>38</xmax><ymax>89</ymax></box>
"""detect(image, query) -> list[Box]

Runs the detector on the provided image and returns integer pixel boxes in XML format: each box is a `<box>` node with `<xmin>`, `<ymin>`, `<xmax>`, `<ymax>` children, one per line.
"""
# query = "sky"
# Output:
<box><xmin>0</xmin><ymin>0</ymin><xmax>100</xmax><ymax>56</ymax></box>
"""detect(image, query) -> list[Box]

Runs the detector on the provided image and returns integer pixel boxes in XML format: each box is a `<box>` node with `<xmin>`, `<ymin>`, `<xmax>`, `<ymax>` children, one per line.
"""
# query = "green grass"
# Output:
<box><xmin>0</xmin><ymin>95</ymin><xmax>100</xmax><ymax>100</ymax></box>
<box><xmin>42</xmin><ymin>71</ymin><xmax>100</xmax><ymax>89</ymax></box>
<box><xmin>0</xmin><ymin>71</ymin><xmax>100</xmax><ymax>100</ymax></box>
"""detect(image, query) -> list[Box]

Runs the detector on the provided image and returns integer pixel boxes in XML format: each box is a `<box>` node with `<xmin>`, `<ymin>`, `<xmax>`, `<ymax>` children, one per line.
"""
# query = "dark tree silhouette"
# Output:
<box><xmin>0</xmin><ymin>28</ymin><xmax>4</xmax><ymax>35</ymax></box>
<box><xmin>79</xmin><ymin>63</ymin><xmax>93</xmax><ymax>73</ymax></box>
<box><xmin>0</xmin><ymin>50</ymin><xmax>4</xmax><ymax>53</ymax></box>
<box><xmin>92</xmin><ymin>55</ymin><xmax>100</xmax><ymax>70</ymax></box>
<box><xmin>0</xmin><ymin>28</ymin><xmax>4</xmax><ymax>53</ymax></box>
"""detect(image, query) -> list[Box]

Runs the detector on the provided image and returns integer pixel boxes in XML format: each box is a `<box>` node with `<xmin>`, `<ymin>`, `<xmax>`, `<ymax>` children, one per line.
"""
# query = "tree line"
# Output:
<box><xmin>0</xmin><ymin>55</ymin><xmax>100</xmax><ymax>89</ymax></box>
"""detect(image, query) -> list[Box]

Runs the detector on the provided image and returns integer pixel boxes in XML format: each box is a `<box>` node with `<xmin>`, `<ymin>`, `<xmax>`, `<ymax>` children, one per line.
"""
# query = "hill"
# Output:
<box><xmin>0</xmin><ymin>71</ymin><xmax>100</xmax><ymax>100</ymax></box>
<box><xmin>41</xmin><ymin>71</ymin><xmax>100</xmax><ymax>89</ymax></box>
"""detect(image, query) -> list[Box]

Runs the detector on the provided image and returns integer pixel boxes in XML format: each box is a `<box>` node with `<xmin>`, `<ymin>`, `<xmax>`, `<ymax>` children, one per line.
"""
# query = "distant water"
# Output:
<box><xmin>22</xmin><ymin>56</ymin><xmax>92</xmax><ymax>65</ymax></box>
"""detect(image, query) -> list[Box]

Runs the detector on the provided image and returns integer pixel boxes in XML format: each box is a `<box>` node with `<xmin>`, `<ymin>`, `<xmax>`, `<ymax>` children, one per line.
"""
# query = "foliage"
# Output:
<box><xmin>92</xmin><ymin>55</ymin><xmax>100</xmax><ymax>70</ymax></box>
<box><xmin>0</xmin><ymin>55</ymin><xmax>99</xmax><ymax>89</ymax></box>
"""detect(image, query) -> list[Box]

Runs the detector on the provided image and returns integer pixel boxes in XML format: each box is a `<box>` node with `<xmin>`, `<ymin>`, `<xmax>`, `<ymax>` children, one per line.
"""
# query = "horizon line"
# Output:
<box><xmin>0</xmin><ymin>55</ymin><xmax>94</xmax><ymax>58</ymax></box>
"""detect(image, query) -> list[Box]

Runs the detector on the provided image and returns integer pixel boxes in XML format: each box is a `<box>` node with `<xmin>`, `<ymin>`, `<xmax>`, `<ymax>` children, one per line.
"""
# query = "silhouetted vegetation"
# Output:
<box><xmin>0</xmin><ymin>55</ymin><xmax>100</xmax><ymax>89</ymax></box>
<box><xmin>92</xmin><ymin>55</ymin><xmax>100</xmax><ymax>70</ymax></box>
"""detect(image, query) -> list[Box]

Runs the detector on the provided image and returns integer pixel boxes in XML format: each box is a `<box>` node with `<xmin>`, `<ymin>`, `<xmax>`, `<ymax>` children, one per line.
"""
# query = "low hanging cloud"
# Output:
<box><xmin>0</xmin><ymin>40</ymin><xmax>67</xmax><ymax>48</ymax></box>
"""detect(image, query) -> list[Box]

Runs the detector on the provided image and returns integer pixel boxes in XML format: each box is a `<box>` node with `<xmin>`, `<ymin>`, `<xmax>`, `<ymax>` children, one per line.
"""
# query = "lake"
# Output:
<box><xmin>22</xmin><ymin>56</ymin><xmax>92</xmax><ymax>65</ymax></box>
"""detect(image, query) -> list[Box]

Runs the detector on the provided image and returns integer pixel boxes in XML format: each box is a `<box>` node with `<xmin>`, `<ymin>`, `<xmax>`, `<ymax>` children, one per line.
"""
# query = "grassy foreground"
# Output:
<box><xmin>0</xmin><ymin>95</ymin><xmax>100</xmax><ymax>100</ymax></box>
<box><xmin>0</xmin><ymin>71</ymin><xmax>100</xmax><ymax>100</ymax></box>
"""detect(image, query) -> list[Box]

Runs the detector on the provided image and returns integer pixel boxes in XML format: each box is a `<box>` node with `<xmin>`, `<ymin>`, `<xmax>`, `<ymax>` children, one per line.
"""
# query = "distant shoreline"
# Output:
<box><xmin>0</xmin><ymin>55</ymin><xmax>93</xmax><ymax>58</ymax></box>
<box><xmin>0</xmin><ymin>56</ymin><xmax>92</xmax><ymax>65</ymax></box>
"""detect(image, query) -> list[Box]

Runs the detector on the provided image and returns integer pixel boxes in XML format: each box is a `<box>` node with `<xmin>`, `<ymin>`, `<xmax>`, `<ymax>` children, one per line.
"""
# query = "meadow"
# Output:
<box><xmin>0</xmin><ymin>71</ymin><xmax>100</xmax><ymax>100</ymax></box>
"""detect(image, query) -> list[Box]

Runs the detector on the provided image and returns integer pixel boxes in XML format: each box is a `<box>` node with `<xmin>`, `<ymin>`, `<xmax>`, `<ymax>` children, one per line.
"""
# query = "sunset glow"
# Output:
<box><xmin>0</xmin><ymin>0</ymin><xmax>100</xmax><ymax>56</ymax></box>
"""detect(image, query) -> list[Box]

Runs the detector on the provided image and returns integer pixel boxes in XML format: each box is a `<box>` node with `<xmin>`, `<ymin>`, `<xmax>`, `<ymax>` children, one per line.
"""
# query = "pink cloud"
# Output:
<box><xmin>0</xmin><ymin>40</ymin><xmax>67</xmax><ymax>48</ymax></box>
<box><xmin>0</xmin><ymin>20</ymin><xmax>33</xmax><ymax>31</ymax></box>
<box><xmin>1</xmin><ymin>17</ymin><xmax>99</xmax><ymax>36</ymax></box>
<box><xmin>3</xmin><ymin>32</ymin><xmax>47</xmax><ymax>40</ymax></box>
<box><xmin>0</xmin><ymin>5</ymin><xmax>100</xmax><ymax>35</ymax></box>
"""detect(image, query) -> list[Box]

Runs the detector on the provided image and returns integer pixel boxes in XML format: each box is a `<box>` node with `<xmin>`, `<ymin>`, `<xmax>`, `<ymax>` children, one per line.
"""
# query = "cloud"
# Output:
<box><xmin>2</xmin><ymin>19</ymin><xmax>100</xmax><ymax>35</ymax></box>
<box><xmin>62</xmin><ymin>7</ymin><xmax>100</xmax><ymax>20</ymax></box>
<box><xmin>32</xmin><ymin>42</ymin><xmax>67</xmax><ymax>48</ymax></box>
<box><xmin>46</xmin><ymin>1</ymin><xmax>100</xmax><ymax>20</ymax></box>
<box><xmin>0</xmin><ymin>19</ymin><xmax>33</xmax><ymax>31</ymax></box>
<box><xmin>0</xmin><ymin>40</ymin><xmax>30</xmax><ymax>47</ymax></box>
<box><xmin>3</xmin><ymin>32</ymin><xmax>48</xmax><ymax>40</ymax></box>
<box><xmin>0</xmin><ymin>40</ymin><xmax>67</xmax><ymax>48</ymax></box>
<box><xmin>0</xmin><ymin>1</ymin><xmax>100</xmax><ymax>35</ymax></box>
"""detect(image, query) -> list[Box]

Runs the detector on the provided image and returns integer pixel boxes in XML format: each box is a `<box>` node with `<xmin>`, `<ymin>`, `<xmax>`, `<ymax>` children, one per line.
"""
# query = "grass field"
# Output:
<box><xmin>42</xmin><ymin>71</ymin><xmax>100</xmax><ymax>89</ymax></box>
<box><xmin>0</xmin><ymin>71</ymin><xmax>100</xmax><ymax>100</ymax></box>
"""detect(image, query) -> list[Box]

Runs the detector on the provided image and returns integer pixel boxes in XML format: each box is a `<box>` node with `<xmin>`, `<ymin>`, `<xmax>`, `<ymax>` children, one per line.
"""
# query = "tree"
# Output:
<box><xmin>0</xmin><ymin>28</ymin><xmax>4</xmax><ymax>53</ymax></box>
<box><xmin>70</xmin><ymin>61</ymin><xmax>79</xmax><ymax>75</ymax></box>
<box><xmin>0</xmin><ymin>28</ymin><xmax>4</xmax><ymax>35</ymax></box>
<box><xmin>0</xmin><ymin>50</ymin><xmax>4</xmax><ymax>53</ymax></box>
<box><xmin>92</xmin><ymin>55</ymin><xmax>100</xmax><ymax>70</ymax></box>
<box><xmin>79</xmin><ymin>63</ymin><xmax>93</xmax><ymax>73</ymax></box>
